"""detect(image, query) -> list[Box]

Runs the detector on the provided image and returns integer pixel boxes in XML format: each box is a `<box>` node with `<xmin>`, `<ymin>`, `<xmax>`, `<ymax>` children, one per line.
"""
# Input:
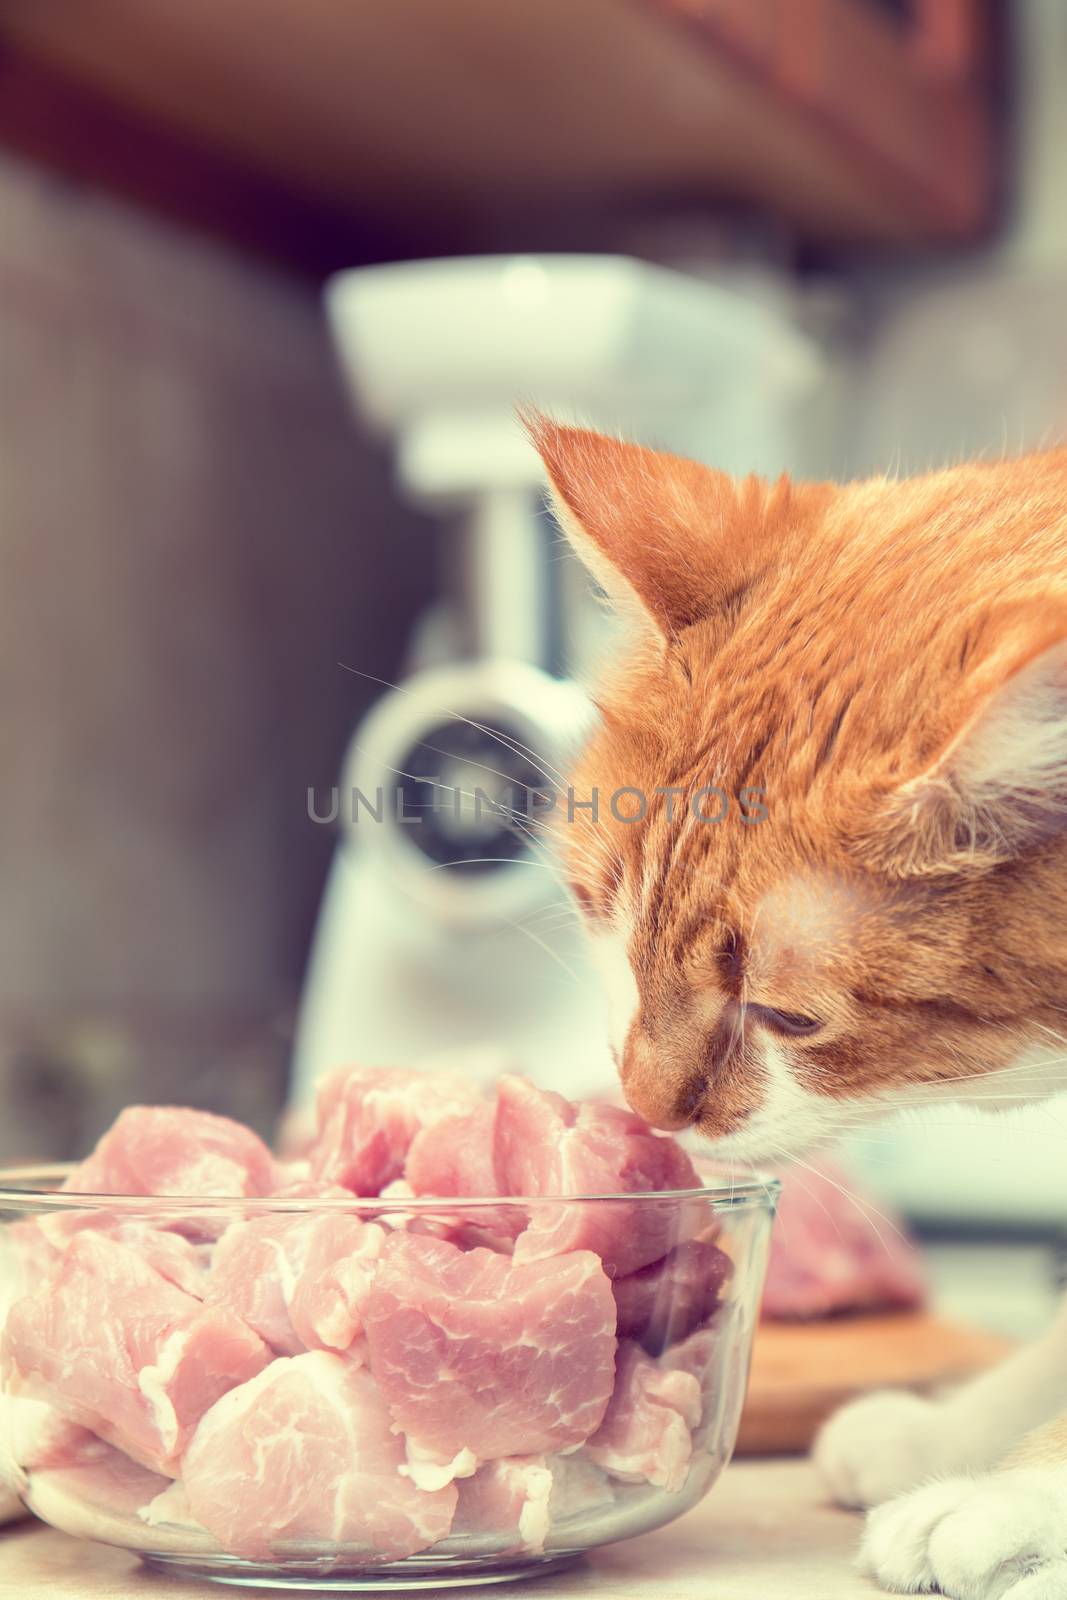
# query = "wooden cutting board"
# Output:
<box><xmin>737</xmin><ymin>1311</ymin><xmax>1013</xmax><ymax>1455</ymax></box>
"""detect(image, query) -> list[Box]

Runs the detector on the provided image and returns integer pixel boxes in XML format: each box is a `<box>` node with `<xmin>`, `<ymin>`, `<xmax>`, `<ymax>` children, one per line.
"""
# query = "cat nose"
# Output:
<box><xmin>619</xmin><ymin>1018</ymin><xmax>705</xmax><ymax>1131</ymax></box>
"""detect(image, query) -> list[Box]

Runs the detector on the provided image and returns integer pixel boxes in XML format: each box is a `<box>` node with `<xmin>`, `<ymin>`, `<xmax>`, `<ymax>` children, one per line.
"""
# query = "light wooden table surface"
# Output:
<box><xmin>0</xmin><ymin>1460</ymin><xmax>880</xmax><ymax>1600</ymax></box>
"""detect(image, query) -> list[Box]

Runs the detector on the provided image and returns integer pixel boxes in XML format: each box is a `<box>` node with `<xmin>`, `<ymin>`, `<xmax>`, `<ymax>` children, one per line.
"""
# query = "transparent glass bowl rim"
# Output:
<box><xmin>0</xmin><ymin>1163</ymin><xmax>781</xmax><ymax>1217</ymax></box>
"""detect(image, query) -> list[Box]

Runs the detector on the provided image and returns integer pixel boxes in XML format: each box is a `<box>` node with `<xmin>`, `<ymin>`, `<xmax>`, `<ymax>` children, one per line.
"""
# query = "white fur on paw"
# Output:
<box><xmin>999</xmin><ymin>1560</ymin><xmax>1067</xmax><ymax>1600</ymax></box>
<box><xmin>862</xmin><ymin>1468</ymin><xmax>1067</xmax><ymax>1599</ymax></box>
<box><xmin>814</xmin><ymin>1390</ymin><xmax>939</xmax><ymax>1509</ymax></box>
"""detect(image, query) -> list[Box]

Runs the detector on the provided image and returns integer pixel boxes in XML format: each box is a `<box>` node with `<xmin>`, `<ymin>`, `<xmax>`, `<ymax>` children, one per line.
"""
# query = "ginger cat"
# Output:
<box><xmin>530</xmin><ymin>414</ymin><xmax>1067</xmax><ymax>1600</ymax></box>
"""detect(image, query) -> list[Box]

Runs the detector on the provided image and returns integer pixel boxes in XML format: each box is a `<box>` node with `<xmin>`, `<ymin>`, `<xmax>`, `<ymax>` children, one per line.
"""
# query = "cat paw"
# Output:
<box><xmin>814</xmin><ymin>1390</ymin><xmax>939</xmax><ymax>1509</ymax></box>
<box><xmin>862</xmin><ymin>1467</ymin><xmax>1067</xmax><ymax>1598</ymax></box>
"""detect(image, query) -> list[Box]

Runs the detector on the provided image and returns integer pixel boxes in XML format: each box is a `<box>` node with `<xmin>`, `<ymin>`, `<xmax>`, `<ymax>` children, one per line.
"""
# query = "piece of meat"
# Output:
<box><xmin>60</xmin><ymin>1106</ymin><xmax>279</xmax><ymax>1201</ymax></box>
<box><xmin>547</xmin><ymin>1455</ymin><xmax>615</xmax><ymax>1525</ymax></box>
<box><xmin>205</xmin><ymin>1215</ymin><xmax>308</xmax><ymax>1357</ymax></box>
<box><xmin>1</xmin><ymin>1231</ymin><xmax>270</xmax><ymax>1475</ymax></box>
<box><xmin>661</xmin><ymin>1322</ymin><xmax>719</xmax><ymax>1388</ymax></box>
<box><xmin>29</xmin><ymin>1440</ymin><xmax>172</xmax><ymax>1520</ymax></box>
<box><xmin>613</xmin><ymin>1236</ymin><xmax>732</xmax><ymax>1355</ymax></box>
<box><xmin>405</xmin><ymin>1102</ymin><xmax>500</xmax><ymax>1197</ymax></box>
<box><xmin>761</xmin><ymin>1158</ymin><xmax>925</xmax><ymax>1320</ymax></box>
<box><xmin>289</xmin><ymin>1214</ymin><xmax>386</xmax><ymax>1354</ymax></box>
<box><xmin>32</xmin><ymin>1215</ymin><xmax>210</xmax><ymax>1299</ymax></box>
<box><xmin>309</xmin><ymin>1067</ymin><xmax>483</xmax><ymax>1195</ymax></box>
<box><xmin>17</xmin><ymin>1411</ymin><xmax>110</xmax><ymax>1472</ymax></box>
<box><xmin>24</xmin><ymin>1442</ymin><xmax>218</xmax><ymax>1556</ymax></box>
<box><xmin>110</xmin><ymin>1225</ymin><xmax>210</xmax><ymax>1298</ymax></box>
<box><xmin>374</xmin><ymin>1178</ymin><xmax>507</xmax><ymax>1255</ymax></box>
<box><xmin>453</xmin><ymin>1457</ymin><xmax>554</xmax><ymax>1554</ymax></box>
<box><xmin>181</xmin><ymin>1351</ymin><xmax>457</xmax><ymax>1561</ymax></box>
<box><xmin>21</xmin><ymin>1415</ymin><xmax>169</xmax><ymax>1504</ymax></box>
<box><xmin>495</xmin><ymin>1077</ymin><xmax>701</xmax><ymax>1277</ymax></box>
<box><xmin>273</xmin><ymin>1157</ymin><xmax>313</xmax><ymax>1187</ymax></box>
<box><xmin>452</xmin><ymin>1453</ymin><xmax>614</xmax><ymax>1551</ymax></box>
<box><xmin>363</xmin><ymin>1231</ymin><xmax>616</xmax><ymax>1475</ymax></box>
<box><xmin>584</xmin><ymin>1341</ymin><xmax>702</xmax><ymax>1492</ymax></box>
<box><xmin>139</xmin><ymin>1477</ymin><xmax>204</xmax><ymax>1533</ymax></box>
<box><xmin>206</xmin><ymin>1208</ymin><xmax>385</xmax><ymax>1358</ymax></box>
<box><xmin>406</xmin><ymin>1103</ymin><xmax>533</xmax><ymax>1251</ymax></box>
<box><xmin>11</xmin><ymin>1407</ymin><xmax>213</xmax><ymax>1555</ymax></box>
<box><xmin>43</xmin><ymin>1107</ymin><xmax>279</xmax><ymax>1248</ymax></box>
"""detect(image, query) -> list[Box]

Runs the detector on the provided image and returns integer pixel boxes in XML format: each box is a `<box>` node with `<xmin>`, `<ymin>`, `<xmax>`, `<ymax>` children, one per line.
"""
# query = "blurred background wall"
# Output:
<box><xmin>0</xmin><ymin>150</ymin><xmax>432</xmax><ymax>1154</ymax></box>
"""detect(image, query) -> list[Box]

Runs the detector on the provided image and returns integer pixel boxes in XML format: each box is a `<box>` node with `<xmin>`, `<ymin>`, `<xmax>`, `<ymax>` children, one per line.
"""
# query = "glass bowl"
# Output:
<box><xmin>0</xmin><ymin>1167</ymin><xmax>778</xmax><ymax>1590</ymax></box>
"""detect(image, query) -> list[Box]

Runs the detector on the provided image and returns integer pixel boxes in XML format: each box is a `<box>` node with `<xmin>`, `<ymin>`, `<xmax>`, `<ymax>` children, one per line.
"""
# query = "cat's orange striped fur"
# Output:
<box><xmin>529</xmin><ymin>415</ymin><xmax>1067</xmax><ymax>1600</ymax></box>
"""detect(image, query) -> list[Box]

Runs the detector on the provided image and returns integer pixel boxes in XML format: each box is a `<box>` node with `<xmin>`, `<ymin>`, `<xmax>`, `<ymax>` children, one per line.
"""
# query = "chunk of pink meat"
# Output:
<box><xmin>662</xmin><ymin>1322</ymin><xmax>719</xmax><ymax>1388</ymax></box>
<box><xmin>496</xmin><ymin>1077</ymin><xmax>701</xmax><ymax>1276</ymax></box>
<box><xmin>205</xmin><ymin>1216</ymin><xmax>308</xmax><ymax>1357</ymax></box>
<box><xmin>181</xmin><ymin>1352</ymin><xmax>456</xmax><ymax>1561</ymax></box>
<box><xmin>584</xmin><ymin>1341</ymin><xmax>702</xmax><ymax>1492</ymax></box>
<box><xmin>1</xmin><ymin>1232</ymin><xmax>270</xmax><ymax>1475</ymax></box>
<box><xmin>14</xmin><ymin>1418</ymin><xmax>214</xmax><ymax>1552</ymax></box>
<box><xmin>449</xmin><ymin>1453</ymin><xmax>614</xmax><ymax>1551</ymax></box>
<box><xmin>25</xmin><ymin>1423</ymin><xmax>170</xmax><ymax>1517</ymax></box>
<box><xmin>613</xmin><ymin>1236</ymin><xmax>732</xmax><ymax>1354</ymax></box>
<box><xmin>32</xmin><ymin>1451</ymin><xmax>173</xmax><ymax>1531</ymax></box>
<box><xmin>309</xmin><ymin>1067</ymin><xmax>483</xmax><ymax>1195</ymax></box>
<box><xmin>547</xmin><ymin>1455</ymin><xmax>615</xmax><ymax>1524</ymax></box>
<box><xmin>32</xmin><ymin>1215</ymin><xmax>209</xmax><ymax>1299</ymax></box>
<box><xmin>453</xmin><ymin>1458</ymin><xmax>553</xmax><ymax>1554</ymax></box>
<box><xmin>405</xmin><ymin>1102</ymin><xmax>499</xmax><ymax>1197</ymax></box>
<box><xmin>405</xmin><ymin>1102</ymin><xmax>530</xmax><ymax>1250</ymax></box>
<box><xmin>761</xmin><ymin>1158</ymin><xmax>925</xmax><ymax>1320</ymax></box>
<box><xmin>363</xmin><ymin>1232</ymin><xmax>616</xmax><ymax>1470</ymax></box>
<box><xmin>290</xmin><ymin>1214</ymin><xmax>386</xmax><ymax>1354</ymax></box>
<box><xmin>206</xmin><ymin>1209</ymin><xmax>385</xmax><ymax>1358</ymax></box>
<box><xmin>112</xmin><ymin>1226</ymin><xmax>210</xmax><ymax>1299</ymax></box>
<box><xmin>61</xmin><ymin>1106</ymin><xmax>278</xmax><ymax>1201</ymax></box>
<box><xmin>17</xmin><ymin>1412</ymin><xmax>110</xmax><ymax>1473</ymax></box>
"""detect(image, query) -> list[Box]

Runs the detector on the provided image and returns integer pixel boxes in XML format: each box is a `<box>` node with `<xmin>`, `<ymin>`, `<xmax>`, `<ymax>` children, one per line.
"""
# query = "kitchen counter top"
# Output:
<box><xmin>0</xmin><ymin>1460</ymin><xmax>879</xmax><ymax>1599</ymax></box>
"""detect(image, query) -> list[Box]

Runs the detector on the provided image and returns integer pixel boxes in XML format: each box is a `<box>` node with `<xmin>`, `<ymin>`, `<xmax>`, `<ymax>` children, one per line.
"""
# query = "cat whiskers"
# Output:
<box><xmin>494</xmin><ymin>914</ymin><xmax>586</xmax><ymax>987</ymax></box>
<box><xmin>779</xmin><ymin>1146</ymin><xmax>911</xmax><ymax>1252</ymax></box>
<box><xmin>336</xmin><ymin>661</ymin><xmax>571</xmax><ymax>795</ymax></box>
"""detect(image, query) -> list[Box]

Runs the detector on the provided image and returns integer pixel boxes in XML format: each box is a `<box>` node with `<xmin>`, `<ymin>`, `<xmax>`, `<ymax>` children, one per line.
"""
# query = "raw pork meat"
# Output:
<box><xmin>181</xmin><ymin>1351</ymin><xmax>456</xmax><ymax>1561</ymax></box>
<box><xmin>32</xmin><ymin>1216</ymin><xmax>210</xmax><ymax>1298</ymax></box>
<box><xmin>613</xmin><ymin>1236</ymin><xmax>731</xmax><ymax>1354</ymax></box>
<box><xmin>60</xmin><ymin>1106</ymin><xmax>278</xmax><ymax>1202</ymax></box>
<box><xmin>584</xmin><ymin>1341</ymin><xmax>702</xmax><ymax>1493</ymax></box>
<box><xmin>452</xmin><ymin>1453</ymin><xmax>615</xmax><ymax>1553</ymax></box>
<box><xmin>405</xmin><ymin>1102</ymin><xmax>499</xmax><ymax>1198</ymax></box>
<box><xmin>25</xmin><ymin>1422</ymin><xmax>170</xmax><ymax>1514</ymax></box>
<box><xmin>405</xmin><ymin>1103</ymin><xmax>529</xmax><ymax>1252</ymax></box>
<box><xmin>453</xmin><ymin>1457</ymin><xmax>553</xmax><ymax>1553</ymax></box>
<box><xmin>19</xmin><ymin>1411</ymin><xmax>115</xmax><ymax>1473</ymax></box>
<box><xmin>207</xmin><ymin>1207</ymin><xmax>385</xmax><ymax>1356</ymax></box>
<box><xmin>105</xmin><ymin>1224</ymin><xmax>210</xmax><ymax>1298</ymax></box>
<box><xmin>547</xmin><ymin>1455</ymin><xmax>615</xmax><ymax>1524</ymax></box>
<box><xmin>1</xmin><ymin>1231</ymin><xmax>270</xmax><ymax>1474</ymax></box>
<box><xmin>363</xmin><ymin>1231</ymin><xmax>616</xmax><ymax>1473</ymax></box>
<box><xmin>17</xmin><ymin>1421</ymin><xmax>217</xmax><ymax>1555</ymax></box>
<box><xmin>309</xmin><ymin>1067</ymin><xmax>482</xmax><ymax>1195</ymax></box>
<box><xmin>761</xmin><ymin>1158</ymin><xmax>925</xmax><ymax>1320</ymax></box>
<box><xmin>1</xmin><ymin>1067</ymin><xmax>741</xmax><ymax>1565</ymax></box>
<box><xmin>495</xmin><ymin>1077</ymin><xmax>701</xmax><ymax>1276</ymax></box>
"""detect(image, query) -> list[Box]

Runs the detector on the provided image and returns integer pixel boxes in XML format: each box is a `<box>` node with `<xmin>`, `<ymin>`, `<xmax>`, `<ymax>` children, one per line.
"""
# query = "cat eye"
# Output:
<box><xmin>749</xmin><ymin>1005</ymin><xmax>823</xmax><ymax>1038</ymax></box>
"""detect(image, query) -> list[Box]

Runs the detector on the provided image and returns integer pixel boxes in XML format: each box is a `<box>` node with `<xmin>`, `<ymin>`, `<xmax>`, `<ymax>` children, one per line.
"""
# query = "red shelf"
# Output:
<box><xmin>0</xmin><ymin>0</ymin><xmax>999</xmax><ymax>274</ymax></box>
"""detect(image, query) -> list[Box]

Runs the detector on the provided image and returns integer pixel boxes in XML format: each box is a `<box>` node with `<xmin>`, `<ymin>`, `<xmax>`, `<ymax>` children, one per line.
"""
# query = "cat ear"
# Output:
<box><xmin>524</xmin><ymin>412</ymin><xmax>749</xmax><ymax>637</ymax></box>
<box><xmin>866</xmin><ymin>600</ymin><xmax>1067</xmax><ymax>875</ymax></box>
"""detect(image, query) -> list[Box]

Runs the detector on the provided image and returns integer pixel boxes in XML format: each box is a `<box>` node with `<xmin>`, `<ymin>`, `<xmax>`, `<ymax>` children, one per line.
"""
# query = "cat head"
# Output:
<box><xmin>530</xmin><ymin>414</ymin><xmax>1067</xmax><ymax>1161</ymax></box>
